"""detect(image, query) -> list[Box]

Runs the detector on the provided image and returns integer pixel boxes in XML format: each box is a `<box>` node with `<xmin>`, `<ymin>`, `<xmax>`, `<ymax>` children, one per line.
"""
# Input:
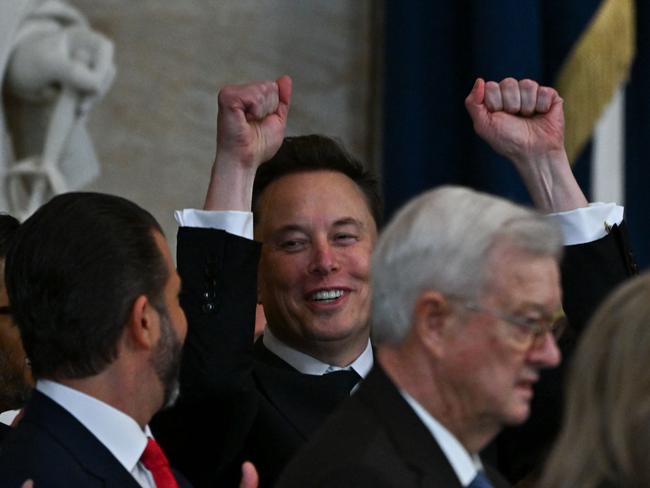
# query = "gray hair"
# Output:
<box><xmin>371</xmin><ymin>185</ymin><xmax>563</xmax><ymax>345</ymax></box>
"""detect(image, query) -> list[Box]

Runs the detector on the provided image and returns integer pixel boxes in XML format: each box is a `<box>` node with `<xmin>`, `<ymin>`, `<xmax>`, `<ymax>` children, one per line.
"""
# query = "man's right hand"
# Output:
<box><xmin>204</xmin><ymin>76</ymin><xmax>292</xmax><ymax>211</ymax></box>
<box><xmin>216</xmin><ymin>76</ymin><xmax>292</xmax><ymax>168</ymax></box>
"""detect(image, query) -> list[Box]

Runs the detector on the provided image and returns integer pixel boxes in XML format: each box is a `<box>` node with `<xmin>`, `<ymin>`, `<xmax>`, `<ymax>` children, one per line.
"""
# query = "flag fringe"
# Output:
<box><xmin>554</xmin><ymin>0</ymin><xmax>636</xmax><ymax>165</ymax></box>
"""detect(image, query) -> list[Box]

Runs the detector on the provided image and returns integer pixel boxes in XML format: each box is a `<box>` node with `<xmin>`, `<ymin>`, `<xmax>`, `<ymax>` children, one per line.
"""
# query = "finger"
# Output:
<box><xmin>546</xmin><ymin>88</ymin><xmax>564</xmax><ymax>125</ymax></box>
<box><xmin>218</xmin><ymin>81</ymin><xmax>278</xmax><ymax>121</ymax></box>
<box><xmin>239</xmin><ymin>461</ymin><xmax>259</xmax><ymax>488</ymax></box>
<box><xmin>499</xmin><ymin>77</ymin><xmax>521</xmax><ymax>114</ymax></box>
<box><xmin>464</xmin><ymin>78</ymin><xmax>488</xmax><ymax>120</ymax></box>
<box><xmin>484</xmin><ymin>81</ymin><xmax>503</xmax><ymax>111</ymax></box>
<box><xmin>536</xmin><ymin>86</ymin><xmax>557</xmax><ymax>113</ymax></box>
<box><xmin>275</xmin><ymin>74</ymin><xmax>292</xmax><ymax>122</ymax></box>
<box><xmin>464</xmin><ymin>78</ymin><xmax>485</xmax><ymax>106</ymax></box>
<box><xmin>21</xmin><ymin>480</ymin><xmax>34</xmax><ymax>488</ymax></box>
<box><xmin>243</xmin><ymin>81</ymin><xmax>279</xmax><ymax>120</ymax></box>
<box><xmin>518</xmin><ymin>79</ymin><xmax>538</xmax><ymax>116</ymax></box>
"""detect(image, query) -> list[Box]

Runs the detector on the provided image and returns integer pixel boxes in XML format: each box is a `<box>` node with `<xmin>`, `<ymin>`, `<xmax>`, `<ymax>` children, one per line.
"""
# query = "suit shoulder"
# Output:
<box><xmin>277</xmin><ymin>396</ymin><xmax>410</xmax><ymax>486</ymax></box>
<box><xmin>0</xmin><ymin>422</ymin><xmax>99</xmax><ymax>487</ymax></box>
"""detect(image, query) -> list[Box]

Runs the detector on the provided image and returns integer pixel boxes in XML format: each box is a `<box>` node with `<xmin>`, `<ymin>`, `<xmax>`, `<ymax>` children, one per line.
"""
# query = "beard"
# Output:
<box><xmin>149</xmin><ymin>310</ymin><xmax>183</xmax><ymax>409</ymax></box>
<box><xmin>0</xmin><ymin>351</ymin><xmax>32</xmax><ymax>412</ymax></box>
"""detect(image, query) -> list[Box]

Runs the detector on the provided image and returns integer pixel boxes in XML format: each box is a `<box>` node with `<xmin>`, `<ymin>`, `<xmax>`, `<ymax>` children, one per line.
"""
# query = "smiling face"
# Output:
<box><xmin>256</xmin><ymin>170</ymin><xmax>377</xmax><ymax>365</ymax></box>
<box><xmin>439</xmin><ymin>243</ymin><xmax>562</xmax><ymax>430</ymax></box>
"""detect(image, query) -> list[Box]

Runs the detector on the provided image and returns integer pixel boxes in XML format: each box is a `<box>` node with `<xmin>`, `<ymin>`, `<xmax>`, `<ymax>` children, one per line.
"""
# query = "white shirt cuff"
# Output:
<box><xmin>548</xmin><ymin>202</ymin><xmax>624</xmax><ymax>246</ymax></box>
<box><xmin>174</xmin><ymin>209</ymin><xmax>253</xmax><ymax>240</ymax></box>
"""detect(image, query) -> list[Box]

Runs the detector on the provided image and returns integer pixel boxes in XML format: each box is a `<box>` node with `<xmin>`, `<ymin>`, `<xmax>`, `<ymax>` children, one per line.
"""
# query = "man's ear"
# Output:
<box><xmin>412</xmin><ymin>290</ymin><xmax>452</xmax><ymax>356</ymax></box>
<box><xmin>125</xmin><ymin>295</ymin><xmax>158</xmax><ymax>350</ymax></box>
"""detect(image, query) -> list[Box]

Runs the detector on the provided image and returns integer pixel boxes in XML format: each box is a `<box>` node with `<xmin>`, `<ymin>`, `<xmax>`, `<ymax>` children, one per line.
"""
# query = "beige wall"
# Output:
<box><xmin>69</xmin><ymin>0</ymin><xmax>377</xmax><ymax>253</ymax></box>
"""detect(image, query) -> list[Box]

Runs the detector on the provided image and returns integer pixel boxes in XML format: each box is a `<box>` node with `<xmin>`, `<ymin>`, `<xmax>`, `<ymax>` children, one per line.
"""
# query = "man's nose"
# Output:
<box><xmin>527</xmin><ymin>332</ymin><xmax>562</xmax><ymax>369</ymax></box>
<box><xmin>308</xmin><ymin>241</ymin><xmax>339</xmax><ymax>275</ymax></box>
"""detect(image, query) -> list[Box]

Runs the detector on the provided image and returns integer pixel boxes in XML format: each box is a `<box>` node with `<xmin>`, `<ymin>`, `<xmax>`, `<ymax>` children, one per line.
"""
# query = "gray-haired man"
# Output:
<box><xmin>277</xmin><ymin>185</ymin><xmax>564</xmax><ymax>488</ymax></box>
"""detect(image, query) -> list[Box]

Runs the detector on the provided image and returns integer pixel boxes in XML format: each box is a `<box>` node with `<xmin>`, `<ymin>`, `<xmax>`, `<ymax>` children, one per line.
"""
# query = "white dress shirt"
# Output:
<box><xmin>37</xmin><ymin>380</ymin><xmax>157</xmax><ymax>488</ymax></box>
<box><xmin>262</xmin><ymin>327</ymin><xmax>373</xmax><ymax>379</ymax></box>
<box><xmin>401</xmin><ymin>391</ymin><xmax>483</xmax><ymax>487</ymax></box>
<box><xmin>175</xmin><ymin>202</ymin><xmax>625</xmax><ymax>255</ymax></box>
<box><xmin>175</xmin><ymin>208</ymin><xmax>253</xmax><ymax>239</ymax></box>
<box><xmin>549</xmin><ymin>202</ymin><xmax>623</xmax><ymax>245</ymax></box>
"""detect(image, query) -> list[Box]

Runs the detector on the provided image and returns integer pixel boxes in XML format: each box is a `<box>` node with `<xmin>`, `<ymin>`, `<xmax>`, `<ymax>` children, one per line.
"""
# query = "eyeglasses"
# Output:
<box><xmin>0</xmin><ymin>305</ymin><xmax>10</xmax><ymax>315</ymax></box>
<box><xmin>458</xmin><ymin>301</ymin><xmax>560</xmax><ymax>351</ymax></box>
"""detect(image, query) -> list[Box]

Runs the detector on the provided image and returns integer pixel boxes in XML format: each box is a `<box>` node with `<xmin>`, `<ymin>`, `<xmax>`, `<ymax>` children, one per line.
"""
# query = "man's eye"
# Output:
<box><xmin>279</xmin><ymin>240</ymin><xmax>306</xmax><ymax>251</ymax></box>
<box><xmin>334</xmin><ymin>233</ymin><xmax>358</xmax><ymax>245</ymax></box>
<box><xmin>517</xmin><ymin>316</ymin><xmax>551</xmax><ymax>331</ymax></box>
<box><xmin>519</xmin><ymin>315</ymin><xmax>539</xmax><ymax>325</ymax></box>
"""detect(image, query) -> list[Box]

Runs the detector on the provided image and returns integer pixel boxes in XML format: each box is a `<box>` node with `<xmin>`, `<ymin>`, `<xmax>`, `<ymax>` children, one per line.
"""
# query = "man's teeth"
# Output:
<box><xmin>311</xmin><ymin>290</ymin><xmax>344</xmax><ymax>301</ymax></box>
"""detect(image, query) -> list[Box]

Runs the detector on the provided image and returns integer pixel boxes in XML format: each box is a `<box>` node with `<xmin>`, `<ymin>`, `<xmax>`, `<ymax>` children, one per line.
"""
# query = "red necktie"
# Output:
<box><xmin>140</xmin><ymin>438</ymin><xmax>179</xmax><ymax>488</ymax></box>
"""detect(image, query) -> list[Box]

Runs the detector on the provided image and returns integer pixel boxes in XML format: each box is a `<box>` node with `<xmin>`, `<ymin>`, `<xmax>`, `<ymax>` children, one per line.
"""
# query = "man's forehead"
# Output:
<box><xmin>257</xmin><ymin>170</ymin><xmax>376</xmax><ymax>228</ymax></box>
<box><xmin>271</xmin><ymin>217</ymin><xmax>370</xmax><ymax>235</ymax></box>
<box><xmin>484</xmin><ymin>251</ymin><xmax>561</xmax><ymax>310</ymax></box>
<box><xmin>264</xmin><ymin>170</ymin><xmax>361</xmax><ymax>198</ymax></box>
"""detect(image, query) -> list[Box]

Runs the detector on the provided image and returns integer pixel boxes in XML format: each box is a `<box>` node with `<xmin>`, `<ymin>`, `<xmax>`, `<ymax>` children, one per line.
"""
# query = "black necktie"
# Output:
<box><xmin>323</xmin><ymin>369</ymin><xmax>361</xmax><ymax>396</ymax></box>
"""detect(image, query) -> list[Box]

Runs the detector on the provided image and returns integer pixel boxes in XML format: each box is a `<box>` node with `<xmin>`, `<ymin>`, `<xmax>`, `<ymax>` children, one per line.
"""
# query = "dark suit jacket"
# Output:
<box><xmin>494</xmin><ymin>223</ymin><xmax>638</xmax><ymax>482</ymax></box>
<box><xmin>0</xmin><ymin>422</ymin><xmax>11</xmax><ymax>445</ymax></box>
<box><xmin>0</xmin><ymin>390</ymin><xmax>192</xmax><ymax>487</ymax></box>
<box><xmin>277</xmin><ymin>365</ymin><xmax>510</xmax><ymax>488</ymax></box>
<box><xmin>153</xmin><ymin>223</ymin><xmax>636</xmax><ymax>488</ymax></box>
<box><xmin>152</xmin><ymin>228</ymin><xmax>361</xmax><ymax>488</ymax></box>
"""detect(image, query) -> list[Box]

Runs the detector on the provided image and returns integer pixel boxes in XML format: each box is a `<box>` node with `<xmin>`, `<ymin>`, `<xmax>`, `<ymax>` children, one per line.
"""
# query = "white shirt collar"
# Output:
<box><xmin>262</xmin><ymin>328</ymin><xmax>373</xmax><ymax>378</ymax></box>
<box><xmin>36</xmin><ymin>380</ymin><xmax>150</xmax><ymax>476</ymax></box>
<box><xmin>401</xmin><ymin>390</ymin><xmax>483</xmax><ymax>487</ymax></box>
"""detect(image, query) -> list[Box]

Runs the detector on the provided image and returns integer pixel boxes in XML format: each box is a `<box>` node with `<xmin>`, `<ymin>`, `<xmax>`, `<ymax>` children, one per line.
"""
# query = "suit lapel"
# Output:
<box><xmin>253</xmin><ymin>342</ymin><xmax>355</xmax><ymax>439</ymax></box>
<box><xmin>173</xmin><ymin>467</ymin><xmax>195</xmax><ymax>488</ymax></box>
<box><xmin>253</xmin><ymin>340</ymin><xmax>295</xmax><ymax>371</ymax></box>
<box><xmin>357</xmin><ymin>366</ymin><xmax>465</xmax><ymax>487</ymax></box>
<box><xmin>23</xmin><ymin>391</ymin><xmax>143</xmax><ymax>487</ymax></box>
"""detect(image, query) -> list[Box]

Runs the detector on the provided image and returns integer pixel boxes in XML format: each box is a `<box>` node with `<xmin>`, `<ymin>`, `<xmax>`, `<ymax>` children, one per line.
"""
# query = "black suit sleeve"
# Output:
<box><xmin>176</xmin><ymin>227</ymin><xmax>260</xmax><ymax>398</ymax></box>
<box><xmin>495</xmin><ymin>222</ymin><xmax>638</xmax><ymax>483</ymax></box>
<box><xmin>152</xmin><ymin>227</ymin><xmax>261</xmax><ymax>488</ymax></box>
<box><xmin>561</xmin><ymin>222</ymin><xmax>638</xmax><ymax>336</ymax></box>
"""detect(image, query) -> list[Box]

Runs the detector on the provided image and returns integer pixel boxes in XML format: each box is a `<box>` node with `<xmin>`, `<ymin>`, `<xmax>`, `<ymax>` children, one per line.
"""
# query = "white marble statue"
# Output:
<box><xmin>1</xmin><ymin>0</ymin><xmax>115</xmax><ymax>219</ymax></box>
